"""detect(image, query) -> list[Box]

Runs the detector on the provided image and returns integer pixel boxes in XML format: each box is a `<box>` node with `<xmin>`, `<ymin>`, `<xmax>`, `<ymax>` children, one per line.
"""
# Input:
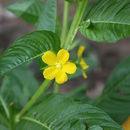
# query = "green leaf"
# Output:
<box><xmin>67</xmin><ymin>84</ymin><xmax>92</xmax><ymax>104</ymax></box>
<box><xmin>65</xmin><ymin>0</ymin><xmax>82</xmax><ymax>3</ymax></box>
<box><xmin>95</xmin><ymin>57</ymin><xmax>130</xmax><ymax>124</ymax></box>
<box><xmin>0</xmin><ymin>65</ymin><xmax>39</xmax><ymax>107</ymax></box>
<box><xmin>7</xmin><ymin>0</ymin><xmax>44</xmax><ymax>24</ymax></box>
<box><xmin>88</xmin><ymin>125</ymin><xmax>103</xmax><ymax>130</ymax></box>
<box><xmin>80</xmin><ymin>0</ymin><xmax>130</xmax><ymax>43</ymax></box>
<box><xmin>0</xmin><ymin>124</ymin><xmax>9</xmax><ymax>130</ymax></box>
<box><xmin>36</xmin><ymin>0</ymin><xmax>57</xmax><ymax>32</ymax></box>
<box><xmin>7</xmin><ymin>0</ymin><xmax>60</xmax><ymax>35</ymax></box>
<box><xmin>17</xmin><ymin>94</ymin><xmax>122</xmax><ymax>130</ymax></box>
<box><xmin>0</xmin><ymin>31</ymin><xmax>60</xmax><ymax>75</ymax></box>
<box><xmin>67</xmin><ymin>84</ymin><xmax>87</xmax><ymax>98</ymax></box>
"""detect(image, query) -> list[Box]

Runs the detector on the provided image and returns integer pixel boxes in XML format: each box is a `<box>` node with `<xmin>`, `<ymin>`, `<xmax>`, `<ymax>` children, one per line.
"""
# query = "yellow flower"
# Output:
<box><xmin>77</xmin><ymin>45</ymin><xmax>88</xmax><ymax>79</ymax></box>
<box><xmin>122</xmin><ymin>116</ymin><xmax>130</xmax><ymax>130</ymax></box>
<box><xmin>42</xmin><ymin>49</ymin><xmax>77</xmax><ymax>84</ymax></box>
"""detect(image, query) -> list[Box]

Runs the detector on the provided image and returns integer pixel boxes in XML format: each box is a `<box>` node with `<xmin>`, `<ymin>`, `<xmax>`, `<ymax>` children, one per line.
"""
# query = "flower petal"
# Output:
<box><xmin>57</xmin><ymin>49</ymin><xmax>69</xmax><ymax>64</ymax></box>
<box><xmin>42</xmin><ymin>51</ymin><xmax>57</xmax><ymax>65</ymax></box>
<box><xmin>56</xmin><ymin>70</ymin><xmax>68</xmax><ymax>84</ymax></box>
<box><xmin>122</xmin><ymin>116</ymin><xmax>130</xmax><ymax>130</ymax></box>
<box><xmin>82</xmin><ymin>70</ymin><xmax>87</xmax><ymax>79</ymax></box>
<box><xmin>43</xmin><ymin>66</ymin><xmax>58</xmax><ymax>80</ymax></box>
<box><xmin>62</xmin><ymin>62</ymin><xmax>77</xmax><ymax>74</ymax></box>
<box><xmin>80</xmin><ymin>58</ymin><xmax>89</xmax><ymax>70</ymax></box>
<box><xmin>77</xmin><ymin>45</ymin><xmax>85</xmax><ymax>58</ymax></box>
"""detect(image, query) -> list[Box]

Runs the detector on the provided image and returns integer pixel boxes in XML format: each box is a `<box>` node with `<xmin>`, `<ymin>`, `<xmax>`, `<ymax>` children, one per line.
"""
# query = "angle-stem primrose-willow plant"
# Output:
<box><xmin>0</xmin><ymin>0</ymin><xmax>130</xmax><ymax>130</ymax></box>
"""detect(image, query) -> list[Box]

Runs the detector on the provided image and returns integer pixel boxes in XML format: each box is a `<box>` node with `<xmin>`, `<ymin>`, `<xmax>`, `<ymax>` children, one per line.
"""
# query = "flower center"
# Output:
<box><xmin>55</xmin><ymin>62</ymin><xmax>62</xmax><ymax>69</ymax></box>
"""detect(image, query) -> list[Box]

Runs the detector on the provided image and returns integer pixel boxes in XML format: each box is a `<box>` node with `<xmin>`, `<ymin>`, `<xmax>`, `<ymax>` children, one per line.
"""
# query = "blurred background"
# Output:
<box><xmin>0</xmin><ymin>0</ymin><xmax>130</xmax><ymax>98</ymax></box>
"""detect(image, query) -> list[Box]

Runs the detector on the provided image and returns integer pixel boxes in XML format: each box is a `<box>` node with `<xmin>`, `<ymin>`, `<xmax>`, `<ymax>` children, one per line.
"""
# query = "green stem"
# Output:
<box><xmin>64</xmin><ymin>0</ymin><xmax>88</xmax><ymax>50</ymax></box>
<box><xmin>61</xmin><ymin>1</ymin><xmax>70</xmax><ymax>48</ymax></box>
<box><xmin>9</xmin><ymin>103</ymin><xmax>15</xmax><ymax>130</ymax></box>
<box><xmin>54</xmin><ymin>82</ymin><xmax>60</xmax><ymax>94</ymax></box>
<box><xmin>16</xmin><ymin>80</ymin><xmax>51</xmax><ymax>122</ymax></box>
<box><xmin>0</xmin><ymin>113</ymin><xmax>9</xmax><ymax>127</ymax></box>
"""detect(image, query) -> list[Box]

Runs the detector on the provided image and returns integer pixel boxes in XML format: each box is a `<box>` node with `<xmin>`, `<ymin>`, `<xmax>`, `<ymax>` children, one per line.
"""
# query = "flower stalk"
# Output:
<box><xmin>61</xmin><ymin>1</ymin><xmax>70</xmax><ymax>48</ymax></box>
<box><xmin>64</xmin><ymin>0</ymin><xmax>88</xmax><ymax>50</ymax></box>
<box><xmin>54</xmin><ymin>82</ymin><xmax>60</xmax><ymax>93</ymax></box>
<box><xmin>16</xmin><ymin>80</ymin><xmax>51</xmax><ymax>122</ymax></box>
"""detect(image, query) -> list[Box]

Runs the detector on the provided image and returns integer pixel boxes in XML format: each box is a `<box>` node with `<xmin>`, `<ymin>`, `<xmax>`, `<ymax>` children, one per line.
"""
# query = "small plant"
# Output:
<box><xmin>0</xmin><ymin>0</ymin><xmax>130</xmax><ymax>130</ymax></box>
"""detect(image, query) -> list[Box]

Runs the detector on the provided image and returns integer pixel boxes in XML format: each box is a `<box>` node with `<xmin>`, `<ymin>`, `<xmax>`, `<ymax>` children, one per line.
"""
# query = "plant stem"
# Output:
<box><xmin>54</xmin><ymin>82</ymin><xmax>59</xmax><ymax>93</ymax></box>
<box><xmin>16</xmin><ymin>80</ymin><xmax>51</xmax><ymax>121</ymax></box>
<box><xmin>61</xmin><ymin>1</ymin><xmax>70</xmax><ymax>48</ymax></box>
<box><xmin>9</xmin><ymin>103</ymin><xmax>15</xmax><ymax>130</ymax></box>
<box><xmin>64</xmin><ymin>0</ymin><xmax>88</xmax><ymax>50</ymax></box>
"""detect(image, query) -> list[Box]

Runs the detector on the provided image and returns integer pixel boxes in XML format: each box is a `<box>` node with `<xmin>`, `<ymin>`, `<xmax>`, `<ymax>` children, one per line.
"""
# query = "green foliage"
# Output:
<box><xmin>36</xmin><ymin>0</ymin><xmax>57</xmax><ymax>32</ymax></box>
<box><xmin>95</xmin><ymin>57</ymin><xmax>130</xmax><ymax>124</ymax></box>
<box><xmin>7</xmin><ymin>0</ymin><xmax>60</xmax><ymax>35</ymax></box>
<box><xmin>0</xmin><ymin>65</ymin><xmax>39</xmax><ymax>127</ymax></box>
<box><xmin>1</xmin><ymin>0</ymin><xmax>130</xmax><ymax>129</ymax></box>
<box><xmin>88</xmin><ymin>125</ymin><xmax>103</xmax><ymax>130</ymax></box>
<box><xmin>67</xmin><ymin>84</ymin><xmax>87</xmax><ymax>98</ymax></box>
<box><xmin>0</xmin><ymin>31</ymin><xmax>60</xmax><ymax>75</ymax></box>
<box><xmin>80</xmin><ymin>0</ymin><xmax>130</xmax><ymax>43</ymax></box>
<box><xmin>0</xmin><ymin>124</ymin><xmax>9</xmax><ymax>130</ymax></box>
<box><xmin>7</xmin><ymin>0</ymin><xmax>44</xmax><ymax>24</ymax></box>
<box><xmin>17</xmin><ymin>94</ymin><xmax>122</xmax><ymax>130</ymax></box>
<box><xmin>0</xmin><ymin>65</ymin><xmax>39</xmax><ymax>107</ymax></box>
<box><xmin>65</xmin><ymin>0</ymin><xmax>82</xmax><ymax>3</ymax></box>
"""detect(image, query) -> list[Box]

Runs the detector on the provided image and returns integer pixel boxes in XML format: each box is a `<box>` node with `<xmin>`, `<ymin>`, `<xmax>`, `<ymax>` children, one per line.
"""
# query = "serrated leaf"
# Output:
<box><xmin>65</xmin><ymin>0</ymin><xmax>82</xmax><ymax>3</ymax></box>
<box><xmin>7</xmin><ymin>0</ymin><xmax>61</xmax><ymax>35</ymax></box>
<box><xmin>0</xmin><ymin>65</ymin><xmax>39</xmax><ymax>107</ymax></box>
<box><xmin>80</xmin><ymin>0</ymin><xmax>130</xmax><ymax>43</ymax></box>
<box><xmin>0</xmin><ymin>31</ymin><xmax>60</xmax><ymax>75</ymax></box>
<box><xmin>36</xmin><ymin>0</ymin><xmax>57</xmax><ymax>32</ymax></box>
<box><xmin>88</xmin><ymin>125</ymin><xmax>103</xmax><ymax>130</ymax></box>
<box><xmin>95</xmin><ymin>57</ymin><xmax>130</xmax><ymax>124</ymax></box>
<box><xmin>7</xmin><ymin>0</ymin><xmax>44</xmax><ymax>24</ymax></box>
<box><xmin>17</xmin><ymin>94</ymin><xmax>122</xmax><ymax>130</ymax></box>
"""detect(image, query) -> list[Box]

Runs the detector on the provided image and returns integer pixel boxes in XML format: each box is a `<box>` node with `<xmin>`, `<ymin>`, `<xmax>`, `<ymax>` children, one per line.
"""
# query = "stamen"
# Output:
<box><xmin>55</xmin><ymin>62</ymin><xmax>62</xmax><ymax>69</ymax></box>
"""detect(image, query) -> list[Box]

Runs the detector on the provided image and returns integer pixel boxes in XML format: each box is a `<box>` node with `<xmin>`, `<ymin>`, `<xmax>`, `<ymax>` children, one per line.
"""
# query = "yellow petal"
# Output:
<box><xmin>82</xmin><ymin>70</ymin><xmax>87</xmax><ymax>79</ymax></box>
<box><xmin>80</xmin><ymin>58</ymin><xmax>89</xmax><ymax>70</ymax></box>
<box><xmin>77</xmin><ymin>45</ymin><xmax>85</xmax><ymax>58</ymax></box>
<box><xmin>122</xmin><ymin>116</ymin><xmax>130</xmax><ymax>130</ymax></box>
<box><xmin>55</xmin><ymin>70</ymin><xmax>68</xmax><ymax>84</ymax></box>
<box><xmin>62</xmin><ymin>62</ymin><xmax>77</xmax><ymax>74</ymax></box>
<box><xmin>42</xmin><ymin>51</ymin><xmax>57</xmax><ymax>65</ymax></box>
<box><xmin>43</xmin><ymin>66</ymin><xmax>58</xmax><ymax>80</ymax></box>
<box><xmin>57</xmin><ymin>49</ymin><xmax>69</xmax><ymax>64</ymax></box>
